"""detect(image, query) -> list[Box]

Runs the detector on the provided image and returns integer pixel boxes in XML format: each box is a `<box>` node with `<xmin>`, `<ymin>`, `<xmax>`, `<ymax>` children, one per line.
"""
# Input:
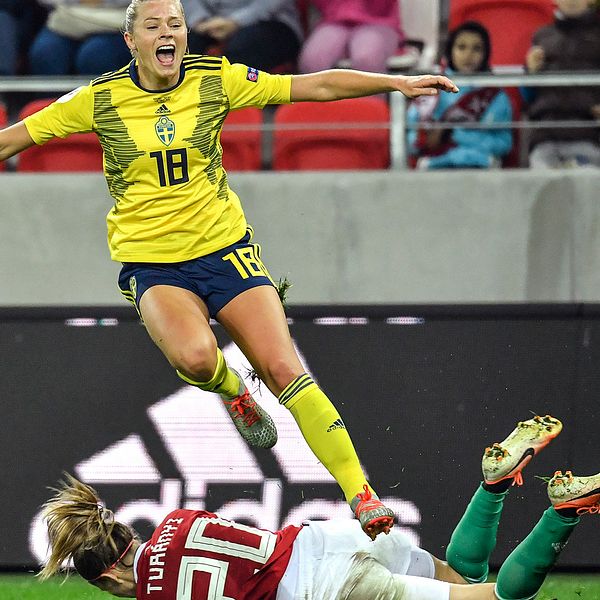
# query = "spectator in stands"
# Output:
<box><xmin>181</xmin><ymin>0</ymin><xmax>302</xmax><ymax>72</ymax></box>
<box><xmin>407</xmin><ymin>21</ymin><xmax>513</xmax><ymax>170</ymax></box>
<box><xmin>298</xmin><ymin>0</ymin><xmax>404</xmax><ymax>74</ymax></box>
<box><xmin>19</xmin><ymin>1</ymin><xmax>50</xmax><ymax>74</ymax></box>
<box><xmin>29</xmin><ymin>0</ymin><xmax>132</xmax><ymax>76</ymax></box>
<box><xmin>0</xmin><ymin>1</ymin><xmax>18</xmax><ymax>75</ymax></box>
<box><xmin>523</xmin><ymin>0</ymin><xmax>600</xmax><ymax>168</ymax></box>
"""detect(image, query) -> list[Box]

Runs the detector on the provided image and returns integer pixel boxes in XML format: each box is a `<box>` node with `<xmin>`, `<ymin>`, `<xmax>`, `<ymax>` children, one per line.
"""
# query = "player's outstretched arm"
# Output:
<box><xmin>0</xmin><ymin>122</ymin><xmax>36</xmax><ymax>162</ymax></box>
<box><xmin>290</xmin><ymin>70</ymin><xmax>459</xmax><ymax>103</ymax></box>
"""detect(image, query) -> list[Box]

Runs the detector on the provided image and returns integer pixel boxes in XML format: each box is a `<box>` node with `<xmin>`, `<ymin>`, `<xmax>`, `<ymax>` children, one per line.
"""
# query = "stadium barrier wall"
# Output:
<box><xmin>1</xmin><ymin>304</ymin><xmax>599</xmax><ymax>570</ymax></box>
<box><xmin>1</xmin><ymin>170</ymin><xmax>600</xmax><ymax>305</ymax></box>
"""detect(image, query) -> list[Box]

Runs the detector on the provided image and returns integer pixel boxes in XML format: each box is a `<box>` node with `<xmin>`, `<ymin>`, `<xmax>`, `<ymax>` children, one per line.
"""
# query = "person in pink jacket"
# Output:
<box><xmin>298</xmin><ymin>0</ymin><xmax>403</xmax><ymax>73</ymax></box>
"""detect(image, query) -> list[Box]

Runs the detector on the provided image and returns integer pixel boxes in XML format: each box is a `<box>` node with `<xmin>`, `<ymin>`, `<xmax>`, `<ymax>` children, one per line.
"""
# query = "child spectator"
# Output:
<box><xmin>182</xmin><ymin>0</ymin><xmax>302</xmax><ymax>72</ymax></box>
<box><xmin>524</xmin><ymin>0</ymin><xmax>600</xmax><ymax>168</ymax></box>
<box><xmin>407</xmin><ymin>21</ymin><xmax>513</xmax><ymax>170</ymax></box>
<box><xmin>29</xmin><ymin>0</ymin><xmax>131</xmax><ymax>76</ymax></box>
<box><xmin>298</xmin><ymin>0</ymin><xmax>403</xmax><ymax>74</ymax></box>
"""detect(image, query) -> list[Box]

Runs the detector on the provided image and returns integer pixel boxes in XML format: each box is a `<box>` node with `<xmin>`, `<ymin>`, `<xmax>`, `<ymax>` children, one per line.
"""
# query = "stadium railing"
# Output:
<box><xmin>390</xmin><ymin>71</ymin><xmax>600</xmax><ymax>169</ymax></box>
<box><xmin>1</xmin><ymin>72</ymin><xmax>599</xmax><ymax>170</ymax></box>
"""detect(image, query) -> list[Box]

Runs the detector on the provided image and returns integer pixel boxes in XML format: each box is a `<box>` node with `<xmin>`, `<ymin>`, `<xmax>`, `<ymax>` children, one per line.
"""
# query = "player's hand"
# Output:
<box><xmin>526</xmin><ymin>46</ymin><xmax>545</xmax><ymax>73</ymax></box>
<box><xmin>591</xmin><ymin>104</ymin><xmax>600</xmax><ymax>120</ymax></box>
<box><xmin>196</xmin><ymin>17</ymin><xmax>239</xmax><ymax>41</ymax></box>
<box><xmin>397</xmin><ymin>75</ymin><xmax>459</xmax><ymax>99</ymax></box>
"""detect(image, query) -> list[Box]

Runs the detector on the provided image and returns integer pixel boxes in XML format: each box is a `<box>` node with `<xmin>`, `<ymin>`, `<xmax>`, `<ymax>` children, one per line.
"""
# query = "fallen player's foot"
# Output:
<box><xmin>482</xmin><ymin>415</ymin><xmax>562</xmax><ymax>486</ymax></box>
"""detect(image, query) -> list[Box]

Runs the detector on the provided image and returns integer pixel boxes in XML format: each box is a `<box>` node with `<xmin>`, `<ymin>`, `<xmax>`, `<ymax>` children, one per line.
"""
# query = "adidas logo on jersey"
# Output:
<box><xmin>155</xmin><ymin>104</ymin><xmax>171</xmax><ymax>115</ymax></box>
<box><xmin>327</xmin><ymin>418</ymin><xmax>346</xmax><ymax>432</ymax></box>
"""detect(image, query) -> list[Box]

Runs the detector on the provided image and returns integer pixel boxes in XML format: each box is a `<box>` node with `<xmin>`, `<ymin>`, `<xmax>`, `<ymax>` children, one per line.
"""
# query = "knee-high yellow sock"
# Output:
<box><xmin>279</xmin><ymin>374</ymin><xmax>371</xmax><ymax>504</ymax></box>
<box><xmin>176</xmin><ymin>348</ymin><xmax>240</xmax><ymax>397</ymax></box>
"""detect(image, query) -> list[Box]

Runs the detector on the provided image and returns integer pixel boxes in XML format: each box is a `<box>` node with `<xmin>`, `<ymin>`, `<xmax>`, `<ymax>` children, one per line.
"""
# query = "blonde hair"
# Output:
<box><xmin>124</xmin><ymin>0</ymin><xmax>186</xmax><ymax>34</ymax></box>
<box><xmin>39</xmin><ymin>474</ymin><xmax>136</xmax><ymax>582</ymax></box>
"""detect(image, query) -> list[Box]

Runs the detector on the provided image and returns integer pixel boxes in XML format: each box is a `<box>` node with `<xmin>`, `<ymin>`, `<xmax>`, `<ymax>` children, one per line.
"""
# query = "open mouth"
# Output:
<box><xmin>156</xmin><ymin>44</ymin><xmax>176</xmax><ymax>66</ymax></box>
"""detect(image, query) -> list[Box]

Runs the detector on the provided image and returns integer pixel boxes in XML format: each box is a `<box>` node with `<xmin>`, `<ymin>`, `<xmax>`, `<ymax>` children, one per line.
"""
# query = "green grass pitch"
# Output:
<box><xmin>1</xmin><ymin>573</ymin><xmax>599</xmax><ymax>599</ymax></box>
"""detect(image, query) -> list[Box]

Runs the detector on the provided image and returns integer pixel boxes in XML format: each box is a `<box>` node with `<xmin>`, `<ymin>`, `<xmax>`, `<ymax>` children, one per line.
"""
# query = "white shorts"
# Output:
<box><xmin>276</xmin><ymin>520</ymin><xmax>437</xmax><ymax>600</ymax></box>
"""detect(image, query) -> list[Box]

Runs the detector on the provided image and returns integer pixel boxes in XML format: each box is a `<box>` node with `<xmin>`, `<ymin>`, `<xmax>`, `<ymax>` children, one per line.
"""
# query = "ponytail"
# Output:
<box><xmin>39</xmin><ymin>474</ymin><xmax>136</xmax><ymax>581</ymax></box>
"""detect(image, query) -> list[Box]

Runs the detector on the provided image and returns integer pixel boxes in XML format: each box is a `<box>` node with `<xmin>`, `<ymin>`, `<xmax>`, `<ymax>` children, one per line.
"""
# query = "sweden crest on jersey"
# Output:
<box><xmin>155</xmin><ymin>116</ymin><xmax>175</xmax><ymax>146</ymax></box>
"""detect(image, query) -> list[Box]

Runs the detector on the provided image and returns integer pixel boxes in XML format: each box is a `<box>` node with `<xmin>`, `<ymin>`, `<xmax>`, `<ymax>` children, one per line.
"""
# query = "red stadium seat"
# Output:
<box><xmin>0</xmin><ymin>103</ymin><xmax>7</xmax><ymax>172</ymax></box>
<box><xmin>273</xmin><ymin>98</ymin><xmax>390</xmax><ymax>170</ymax></box>
<box><xmin>17</xmin><ymin>99</ymin><xmax>103</xmax><ymax>172</ymax></box>
<box><xmin>221</xmin><ymin>108</ymin><xmax>263</xmax><ymax>171</ymax></box>
<box><xmin>449</xmin><ymin>0</ymin><xmax>554</xmax><ymax>67</ymax></box>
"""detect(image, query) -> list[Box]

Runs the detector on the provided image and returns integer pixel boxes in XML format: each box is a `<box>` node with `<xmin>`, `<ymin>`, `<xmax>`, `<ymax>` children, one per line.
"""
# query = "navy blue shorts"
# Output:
<box><xmin>118</xmin><ymin>233</ymin><xmax>275</xmax><ymax>318</ymax></box>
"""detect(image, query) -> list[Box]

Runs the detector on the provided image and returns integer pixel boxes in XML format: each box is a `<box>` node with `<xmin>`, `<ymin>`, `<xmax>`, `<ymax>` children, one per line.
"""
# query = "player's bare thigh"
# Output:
<box><xmin>216</xmin><ymin>285</ymin><xmax>304</xmax><ymax>395</ymax></box>
<box><xmin>450</xmin><ymin>582</ymin><xmax>496</xmax><ymax>600</ymax></box>
<box><xmin>139</xmin><ymin>284</ymin><xmax>217</xmax><ymax>378</ymax></box>
<box><xmin>339</xmin><ymin>555</ymin><xmax>497</xmax><ymax>600</ymax></box>
<box><xmin>432</xmin><ymin>556</ymin><xmax>468</xmax><ymax>584</ymax></box>
<box><xmin>432</xmin><ymin>556</ymin><xmax>497</xmax><ymax>599</ymax></box>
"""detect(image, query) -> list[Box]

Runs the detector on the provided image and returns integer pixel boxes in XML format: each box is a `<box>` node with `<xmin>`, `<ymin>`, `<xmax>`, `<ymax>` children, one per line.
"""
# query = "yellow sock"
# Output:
<box><xmin>176</xmin><ymin>348</ymin><xmax>240</xmax><ymax>397</ymax></box>
<box><xmin>279</xmin><ymin>374</ymin><xmax>370</xmax><ymax>503</ymax></box>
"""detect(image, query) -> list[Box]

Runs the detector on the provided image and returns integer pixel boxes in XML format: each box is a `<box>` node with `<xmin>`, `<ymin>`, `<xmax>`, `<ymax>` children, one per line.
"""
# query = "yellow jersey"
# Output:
<box><xmin>24</xmin><ymin>55</ymin><xmax>292</xmax><ymax>263</ymax></box>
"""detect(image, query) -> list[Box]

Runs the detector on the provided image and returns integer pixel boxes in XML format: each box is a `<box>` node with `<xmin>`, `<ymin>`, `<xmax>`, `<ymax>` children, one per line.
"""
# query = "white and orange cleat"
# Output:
<box><xmin>548</xmin><ymin>470</ymin><xmax>600</xmax><ymax>515</ymax></box>
<box><xmin>482</xmin><ymin>415</ymin><xmax>562</xmax><ymax>486</ymax></box>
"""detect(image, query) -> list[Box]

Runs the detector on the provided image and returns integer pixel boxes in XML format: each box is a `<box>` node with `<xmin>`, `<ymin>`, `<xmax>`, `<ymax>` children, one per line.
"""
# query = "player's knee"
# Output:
<box><xmin>341</xmin><ymin>553</ymin><xmax>451</xmax><ymax>600</ymax></box>
<box><xmin>432</xmin><ymin>557</ymin><xmax>468</xmax><ymax>584</ymax></box>
<box><xmin>172</xmin><ymin>339</ymin><xmax>218</xmax><ymax>381</ymax></box>
<box><xmin>340</xmin><ymin>554</ymin><xmax>404</xmax><ymax>600</ymax></box>
<box><xmin>262</xmin><ymin>358</ymin><xmax>303</xmax><ymax>394</ymax></box>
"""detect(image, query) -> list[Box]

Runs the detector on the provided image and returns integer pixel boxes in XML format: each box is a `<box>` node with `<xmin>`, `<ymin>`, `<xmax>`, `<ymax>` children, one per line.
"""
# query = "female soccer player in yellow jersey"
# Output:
<box><xmin>0</xmin><ymin>0</ymin><xmax>458</xmax><ymax>539</ymax></box>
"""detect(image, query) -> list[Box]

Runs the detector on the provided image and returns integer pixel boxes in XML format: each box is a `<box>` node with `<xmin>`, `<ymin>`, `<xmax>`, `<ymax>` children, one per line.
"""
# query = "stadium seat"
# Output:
<box><xmin>0</xmin><ymin>103</ymin><xmax>7</xmax><ymax>172</ymax></box>
<box><xmin>221</xmin><ymin>108</ymin><xmax>263</xmax><ymax>171</ymax></box>
<box><xmin>449</xmin><ymin>0</ymin><xmax>554</xmax><ymax>67</ymax></box>
<box><xmin>17</xmin><ymin>99</ymin><xmax>103</xmax><ymax>172</ymax></box>
<box><xmin>273</xmin><ymin>97</ymin><xmax>390</xmax><ymax>170</ymax></box>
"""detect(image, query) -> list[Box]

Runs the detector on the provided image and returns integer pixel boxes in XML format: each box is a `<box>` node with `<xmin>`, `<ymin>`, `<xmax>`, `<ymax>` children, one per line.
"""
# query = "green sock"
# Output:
<box><xmin>176</xmin><ymin>348</ymin><xmax>240</xmax><ymax>397</ymax></box>
<box><xmin>446</xmin><ymin>484</ymin><xmax>508</xmax><ymax>583</ymax></box>
<box><xmin>495</xmin><ymin>507</ymin><xmax>578</xmax><ymax>600</ymax></box>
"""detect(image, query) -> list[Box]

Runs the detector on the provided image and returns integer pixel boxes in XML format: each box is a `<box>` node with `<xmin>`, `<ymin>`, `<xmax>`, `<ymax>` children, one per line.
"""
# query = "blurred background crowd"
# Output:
<box><xmin>1</xmin><ymin>0</ymin><xmax>599</xmax><ymax>170</ymax></box>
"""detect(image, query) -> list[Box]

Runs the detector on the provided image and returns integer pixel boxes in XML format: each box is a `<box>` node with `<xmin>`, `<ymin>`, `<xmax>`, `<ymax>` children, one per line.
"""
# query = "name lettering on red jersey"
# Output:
<box><xmin>147</xmin><ymin>517</ymin><xmax>184</xmax><ymax>593</ymax></box>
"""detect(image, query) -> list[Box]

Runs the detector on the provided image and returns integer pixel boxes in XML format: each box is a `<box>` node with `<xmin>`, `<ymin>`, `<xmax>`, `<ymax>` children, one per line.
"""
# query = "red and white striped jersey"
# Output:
<box><xmin>136</xmin><ymin>509</ymin><xmax>302</xmax><ymax>600</ymax></box>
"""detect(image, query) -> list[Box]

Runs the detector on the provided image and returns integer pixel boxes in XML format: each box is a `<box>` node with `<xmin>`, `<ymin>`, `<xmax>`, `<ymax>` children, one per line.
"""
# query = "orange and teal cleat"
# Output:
<box><xmin>221</xmin><ymin>369</ymin><xmax>278</xmax><ymax>449</ymax></box>
<box><xmin>350</xmin><ymin>484</ymin><xmax>395</xmax><ymax>540</ymax></box>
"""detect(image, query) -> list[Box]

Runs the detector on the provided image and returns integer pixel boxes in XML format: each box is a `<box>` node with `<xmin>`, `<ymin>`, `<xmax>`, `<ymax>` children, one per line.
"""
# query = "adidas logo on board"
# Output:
<box><xmin>28</xmin><ymin>342</ymin><xmax>419</xmax><ymax>563</ymax></box>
